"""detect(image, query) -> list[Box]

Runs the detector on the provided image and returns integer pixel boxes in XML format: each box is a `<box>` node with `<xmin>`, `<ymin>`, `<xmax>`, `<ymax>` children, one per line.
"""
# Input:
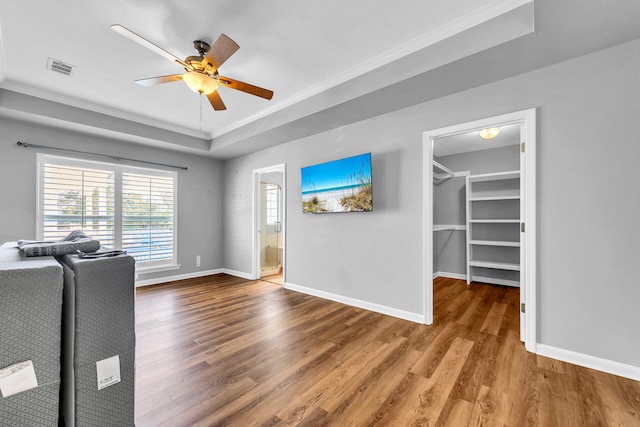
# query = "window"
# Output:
<box><xmin>122</xmin><ymin>172</ymin><xmax>175</xmax><ymax>264</ymax></box>
<box><xmin>265</xmin><ymin>184</ymin><xmax>279</xmax><ymax>225</ymax></box>
<box><xmin>38</xmin><ymin>154</ymin><xmax>178</xmax><ymax>271</ymax></box>
<box><xmin>41</xmin><ymin>161</ymin><xmax>115</xmax><ymax>246</ymax></box>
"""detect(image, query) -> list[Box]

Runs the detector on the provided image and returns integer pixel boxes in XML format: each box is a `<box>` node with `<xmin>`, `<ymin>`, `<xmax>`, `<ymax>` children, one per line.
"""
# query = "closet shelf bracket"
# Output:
<box><xmin>433</xmin><ymin>160</ymin><xmax>455</xmax><ymax>184</ymax></box>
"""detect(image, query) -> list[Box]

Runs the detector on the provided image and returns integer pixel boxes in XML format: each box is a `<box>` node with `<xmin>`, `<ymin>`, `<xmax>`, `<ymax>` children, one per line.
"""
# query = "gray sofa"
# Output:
<box><xmin>60</xmin><ymin>252</ymin><xmax>136</xmax><ymax>427</ymax></box>
<box><xmin>0</xmin><ymin>242</ymin><xmax>135</xmax><ymax>427</ymax></box>
<box><xmin>0</xmin><ymin>242</ymin><xmax>64</xmax><ymax>427</ymax></box>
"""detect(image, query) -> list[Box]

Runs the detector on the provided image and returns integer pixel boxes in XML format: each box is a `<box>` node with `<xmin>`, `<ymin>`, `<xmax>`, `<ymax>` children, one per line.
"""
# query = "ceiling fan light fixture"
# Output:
<box><xmin>479</xmin><ymin>127</ymin><xmax>500</xmax><ymax>140</ymax></box>
<box><xmin>111</xmin><ymin>25</ymin><xmax>273</xmax><ymax>110</ymax></box>
<box><xmin>183</xmin><ymin>71</ymin><xmax>218</xmax><ymax>95</ymax></box>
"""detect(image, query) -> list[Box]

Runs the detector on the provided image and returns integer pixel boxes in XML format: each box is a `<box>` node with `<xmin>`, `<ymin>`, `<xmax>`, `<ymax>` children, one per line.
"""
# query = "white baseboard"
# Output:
<box><xmin>433</xmin><ymin>271</ymin><xmax>467</xmax><ymax>280</ymax></box>
<box><xmin>135</xmin><ymin>268</ymin><xmax>254</xmax><ymax>287</ymax></box>
<box><xmin>471</xmin><ymin>275</ymin><xmax>520</xmax><ymax>288</ymax></box>
<box><xmin>135</xmin><ymin>268</ymin><xmax>225</xmax><ymax>287</ymax></box>
<box><xmin>219</xmin><ymin>268</ymin><xmax>254</xmax><ymax>280</ymax></box>
<box><xmin>536</xmin><ymin>344</ymin><xmax>640</xmax><ymax>381</ymax></box>
<box><xmin>284</xmin><ymin>281</ymin><xmax>424</xmax><ymax>324</ymax></box>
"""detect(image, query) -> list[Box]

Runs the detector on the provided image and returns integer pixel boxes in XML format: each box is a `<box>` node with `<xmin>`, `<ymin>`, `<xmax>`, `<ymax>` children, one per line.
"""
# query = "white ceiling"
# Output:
<box><xmin>1</xmin><ymin>1</ymin><xmax>640</xmax><ymax>159</ymax></box>
<box><xmin>434</xmin><ymin>123</ymin><xmax>520</xmax><ymax>157</ymax></box>
<box><xmin>0</xmin><ymin>0</ymin><xmax>515</xmax><ymax>134</ymax></box>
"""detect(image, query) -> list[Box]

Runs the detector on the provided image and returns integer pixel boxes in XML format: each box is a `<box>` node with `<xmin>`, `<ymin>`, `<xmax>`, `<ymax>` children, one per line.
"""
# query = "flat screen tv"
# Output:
<box><xmin>301</xmin><ymin>152</ymin><xmax>372</xmax><ymax>213</ymax></box>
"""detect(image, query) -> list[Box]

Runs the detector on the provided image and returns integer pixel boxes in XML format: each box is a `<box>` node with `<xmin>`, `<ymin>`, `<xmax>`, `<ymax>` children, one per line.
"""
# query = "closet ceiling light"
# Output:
<box><xmin>479</xmin><ymin>128</ymin><xmax>500</xmax><ymax>139</ymax></box>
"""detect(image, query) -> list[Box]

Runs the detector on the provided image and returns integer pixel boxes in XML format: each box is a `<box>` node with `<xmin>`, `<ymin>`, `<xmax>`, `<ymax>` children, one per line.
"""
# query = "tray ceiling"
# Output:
<box><xmin>1</xmin><ymin>1</ymin><xmax>640</xmax><ymax>158</ymax></box>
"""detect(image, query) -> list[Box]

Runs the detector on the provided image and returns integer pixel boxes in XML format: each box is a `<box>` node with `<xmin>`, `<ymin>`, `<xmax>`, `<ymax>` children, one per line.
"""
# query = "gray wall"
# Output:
<box><xmin>434</xmin><ymin>145</ymin><xmax>520</xmax><ymax>276</ymax></box>
<box><xmin>0</xmin><ymin>118</ymin><xmax>225</xmax><ymax>281</ymax></box>
<box><xmin>1</xmin><ymin>37</ymin><xmax>638</xmax><ymax>368</ymax></box>
<box><xmin>222</xmin><ymin>38</ymin><xmax>640</xmax><ymax>367</ymax></box>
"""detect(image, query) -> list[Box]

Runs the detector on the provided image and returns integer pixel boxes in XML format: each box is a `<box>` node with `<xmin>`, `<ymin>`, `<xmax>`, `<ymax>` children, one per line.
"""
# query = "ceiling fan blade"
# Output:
<box><xmin>135</xmin><ymin>74</ymin><xmax>184</xmax><ymax>87</ymax></box>
<box><xmin>217</xmin><ymin>76</ymin><xmax>273</xmax><ymax>100</ymax></box>
<box><xmin>202</xmin><ymin>34</ymin><xmax>239</xmax><ymax>71</ymax></box>
<box><xmin>207</xmin><ymin>91</ymin><xmax>227</xmax><ymax>110</ymax></box>
<box><xmin>111</xmin><ymin>24</ymin><xmax>190</xmax><ymax>69</ymax></box>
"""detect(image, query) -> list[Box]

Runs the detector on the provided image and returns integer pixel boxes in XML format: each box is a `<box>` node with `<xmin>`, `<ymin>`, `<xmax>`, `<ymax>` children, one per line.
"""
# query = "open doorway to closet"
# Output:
<box><xmin>253</xmin><ymin>164</ymin><xmax>286</xmax><ymax>285</ymax></box>
<box><xmin>423</xmin><ymin>109</ymin><xmax>536</xmax><ymax>352</ymax></box>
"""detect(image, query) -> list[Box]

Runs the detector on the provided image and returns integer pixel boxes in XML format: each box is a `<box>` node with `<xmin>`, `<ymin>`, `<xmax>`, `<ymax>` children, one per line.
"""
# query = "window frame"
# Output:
<box><xmin>265</xmin><ymin>183</ymin><xmax>280</xmax><ymax>225</ymax></box>
<box><xmin>37</xmin><ymin>153</ymin><xmax>179</xmax><ymax>274</ymax></box>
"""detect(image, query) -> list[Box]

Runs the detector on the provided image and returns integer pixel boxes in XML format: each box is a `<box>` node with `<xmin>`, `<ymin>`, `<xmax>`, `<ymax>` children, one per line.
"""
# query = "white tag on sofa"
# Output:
<box><xmin>0</xmin><ymin>360</ymin><xmax>38</xmax><ymax>398</ymax></box>
<box><xmin>96</xmin><ymin>355</ymin><xmax>121</xmax><ymax>390</ymax></box>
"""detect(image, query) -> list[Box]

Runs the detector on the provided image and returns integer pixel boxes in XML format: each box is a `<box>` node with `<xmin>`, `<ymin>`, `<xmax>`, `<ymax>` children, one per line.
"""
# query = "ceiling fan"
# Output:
<box><xmin>110</xmin><ymin>24</ymin><xmax>273</xmax><ymax>111</ymax></box>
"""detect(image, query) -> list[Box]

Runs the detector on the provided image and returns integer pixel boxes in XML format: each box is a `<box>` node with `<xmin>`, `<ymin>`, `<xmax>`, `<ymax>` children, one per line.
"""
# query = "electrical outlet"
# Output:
<box><xmin>196</xmin><ymin>255</ymin><xmax>201</xmax><ymax>267</ymax></box>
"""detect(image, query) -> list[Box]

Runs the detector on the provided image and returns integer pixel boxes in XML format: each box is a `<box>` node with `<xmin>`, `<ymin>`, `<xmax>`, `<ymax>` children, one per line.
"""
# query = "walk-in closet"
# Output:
<box><xmin>433</xmin><ymin>124</ymin><xmax>521</xmax><ymax>287</ymax></box>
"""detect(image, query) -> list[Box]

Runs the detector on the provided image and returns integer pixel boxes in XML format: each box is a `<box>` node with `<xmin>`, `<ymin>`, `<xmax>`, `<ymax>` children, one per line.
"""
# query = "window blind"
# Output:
<box><xmin>122</xmin><ymin>173</ymin><xmax>174</xmax><ymax>263</ymax></box>
<box><xmin>42</xmin><ymin>163</ymin><xmax>115</xmax><ymax>247</ymax></box>
<box><xmin>39</xmin><ymin>154</ymin><xmax>177</xmax><ymax>269</ymax></box>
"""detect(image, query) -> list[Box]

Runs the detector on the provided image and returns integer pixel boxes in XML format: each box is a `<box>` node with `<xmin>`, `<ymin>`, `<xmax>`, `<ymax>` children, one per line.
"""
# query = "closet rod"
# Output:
<box><xmin>16</xmin><ymin>141</ymin><xmax>188</xmax><ymax>170</ymax></box>
<box><xmin>433</xmin><ymin>160</ymin><xmax>454</xmax><ymax>176</ymax></box>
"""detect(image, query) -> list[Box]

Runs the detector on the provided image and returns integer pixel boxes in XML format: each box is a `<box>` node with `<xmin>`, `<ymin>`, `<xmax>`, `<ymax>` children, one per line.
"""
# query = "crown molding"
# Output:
<box><xmin>0</xmin><ymin>79</ymin><xmax>212</xmax><ymax>140</ymax></box>
<box><xmin>210</xmin><ymin>0</ymin><xmax>533</xmax><ymax>138</ymax></box>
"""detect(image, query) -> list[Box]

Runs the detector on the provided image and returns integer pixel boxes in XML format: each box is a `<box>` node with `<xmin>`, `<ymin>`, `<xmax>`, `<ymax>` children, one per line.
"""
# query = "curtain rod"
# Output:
<box><xmin>16</xmin><ymin>141</ymin><xmax>188</xmax><ymax>170</ymax></box>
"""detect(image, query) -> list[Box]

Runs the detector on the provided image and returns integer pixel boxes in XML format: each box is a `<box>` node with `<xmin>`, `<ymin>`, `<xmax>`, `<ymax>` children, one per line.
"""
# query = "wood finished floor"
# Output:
<box><xmin>134</xmin><ymin>275</ymin><xmax>640</xmax><ymax>426</ymax></box>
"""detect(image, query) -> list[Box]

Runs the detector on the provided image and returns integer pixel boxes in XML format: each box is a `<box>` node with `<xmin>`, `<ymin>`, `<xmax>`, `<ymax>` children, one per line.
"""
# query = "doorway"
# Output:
<box><xmin>423</xmin><ymin>109</ymin><xmax>536</xmax><ymax>352</ymax></box>
<box><xmin>253</xmin><ymin>164</ymin><xmax>286</xmax><ymax>285</ymax></box>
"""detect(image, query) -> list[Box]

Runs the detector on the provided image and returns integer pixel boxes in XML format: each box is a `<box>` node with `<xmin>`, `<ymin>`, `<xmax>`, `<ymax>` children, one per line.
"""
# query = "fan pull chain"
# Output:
<box><xmin>199</xmin><ymin>95</ymin><xmax>203</xmax><ymax>132</ymax></box>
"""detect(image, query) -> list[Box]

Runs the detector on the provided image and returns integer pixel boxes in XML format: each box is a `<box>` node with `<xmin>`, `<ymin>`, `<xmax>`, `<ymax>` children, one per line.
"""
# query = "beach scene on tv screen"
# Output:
<box><xmin>301</xmin><ymin>153</ymin><xmax>372</xmax><ymax>213</ymax></box>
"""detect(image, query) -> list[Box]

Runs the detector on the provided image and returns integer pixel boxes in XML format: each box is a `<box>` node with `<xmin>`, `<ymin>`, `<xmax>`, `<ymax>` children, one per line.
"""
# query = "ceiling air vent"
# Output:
<box><xmin>46</xmin><ymin>58</ymin><xmax>75</xmax><ymax>76</ymax></box>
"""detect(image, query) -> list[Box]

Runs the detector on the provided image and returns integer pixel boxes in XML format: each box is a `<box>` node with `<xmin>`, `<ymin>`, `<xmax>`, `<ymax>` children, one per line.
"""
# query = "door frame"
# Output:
<box><xmin>252</xmin><ymin>163</ymin><xmax>287</xmax><ymax>283</ymax></box>
<box><xmin>422</xmin><ymin>108</ymin><xmax>536</xmax><ymax>352</ymax></box>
